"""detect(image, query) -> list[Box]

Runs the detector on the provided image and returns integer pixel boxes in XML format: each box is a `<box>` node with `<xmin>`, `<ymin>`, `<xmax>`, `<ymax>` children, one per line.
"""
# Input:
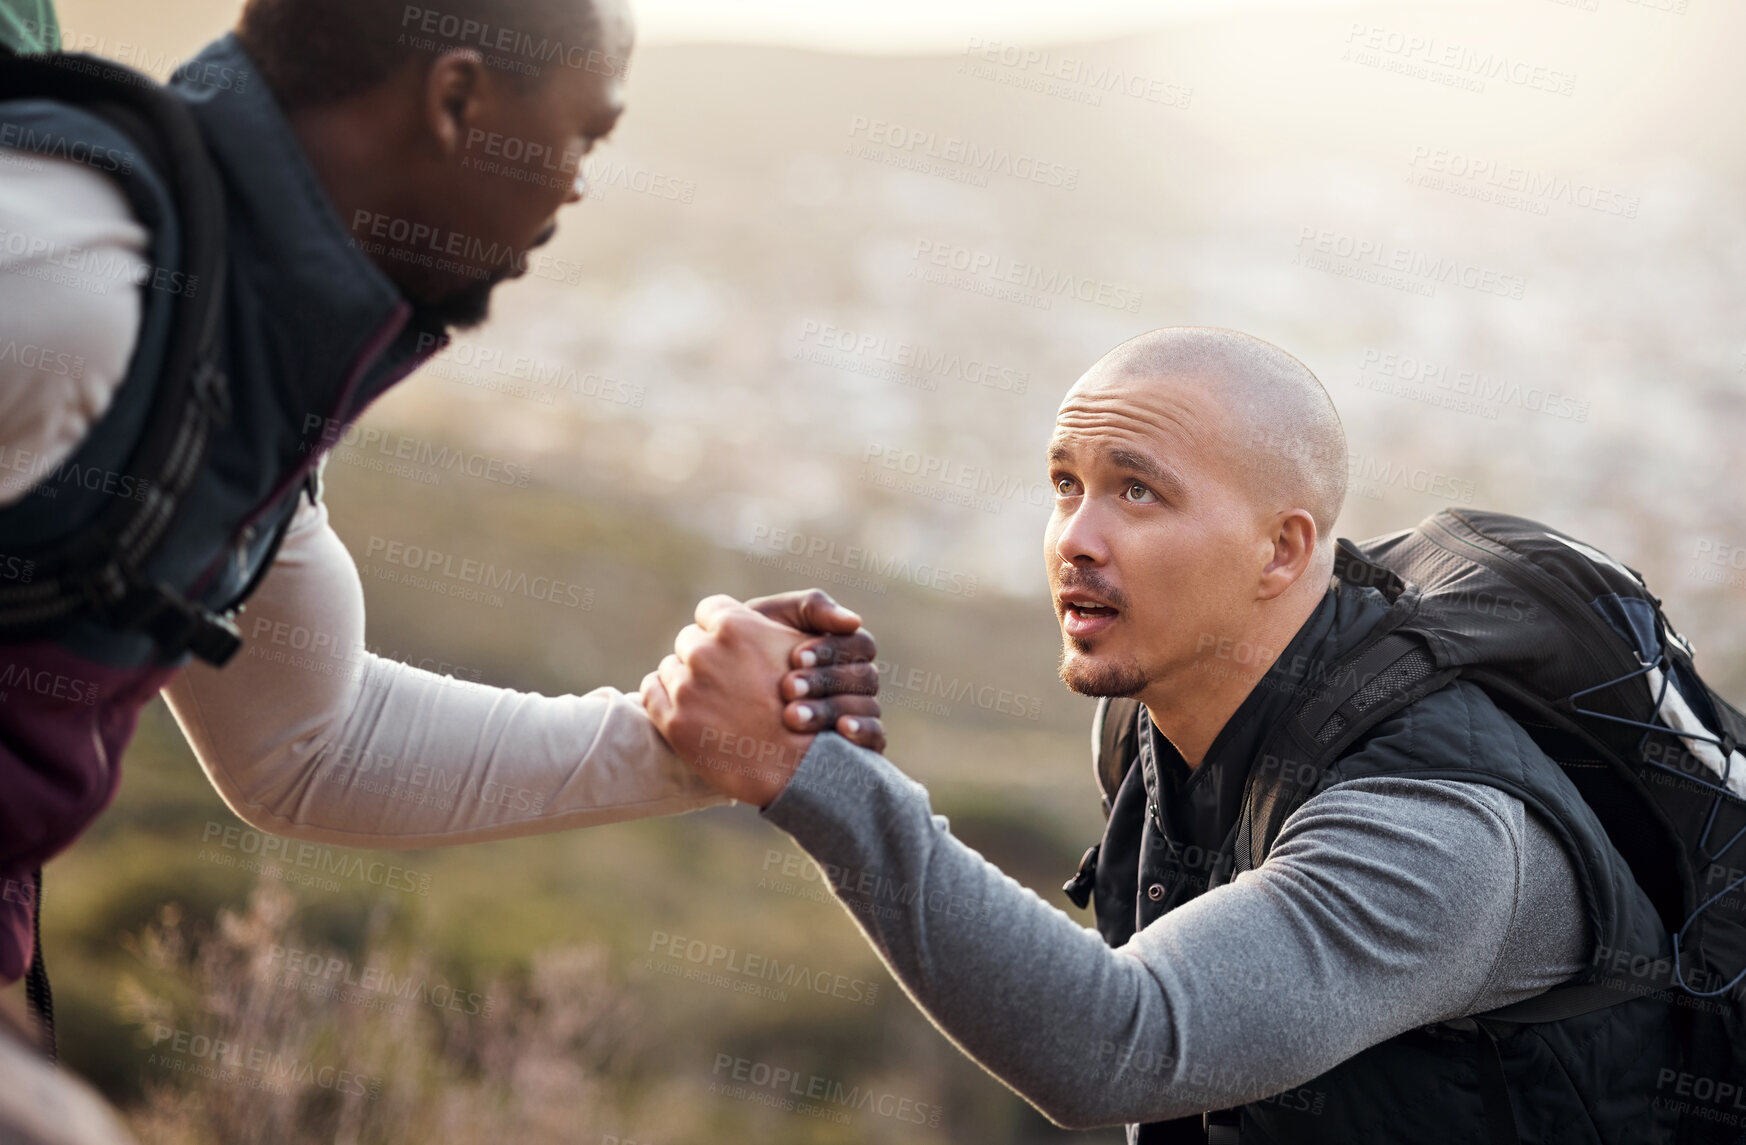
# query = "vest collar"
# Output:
<box><xmin>1139</xmin><ymin>578</ymin><xmax>1394</xmax><ymax>853</ymax></box>
<box><xmin>169</xmin><ymin>34</ymin><xmax>449</xmax><ymax>425</ymax></box>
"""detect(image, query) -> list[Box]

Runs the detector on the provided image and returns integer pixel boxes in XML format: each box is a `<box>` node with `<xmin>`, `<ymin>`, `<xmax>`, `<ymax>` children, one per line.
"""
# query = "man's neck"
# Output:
<box><xmin>1140</xmin><ymin>583</ymin><xmax>1327</xmax><ymax>768</ymax></box>
<box><xmin>283</xmin><ymin>94</ymin><xmax>423</xmax><ymax>295</ymax></box>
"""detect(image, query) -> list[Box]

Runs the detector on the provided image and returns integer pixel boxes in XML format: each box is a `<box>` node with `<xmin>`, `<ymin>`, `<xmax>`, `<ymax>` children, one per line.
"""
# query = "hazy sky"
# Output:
<box><xmin>632</xmin><ymin>0</ymin><xmax>1473</xmax><ymax>51</ymax></box>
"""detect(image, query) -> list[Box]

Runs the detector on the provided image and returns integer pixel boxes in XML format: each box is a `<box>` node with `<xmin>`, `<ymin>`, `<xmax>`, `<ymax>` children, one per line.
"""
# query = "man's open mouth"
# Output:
<box><xmin>1061</xmin><ymin>593</ymin><xmax>1121</xmax><ymax>636</ymax></box>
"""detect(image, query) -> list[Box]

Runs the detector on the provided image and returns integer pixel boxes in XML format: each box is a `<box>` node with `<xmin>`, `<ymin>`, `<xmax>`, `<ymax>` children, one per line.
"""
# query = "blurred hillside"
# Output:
<box><xmin>27</xmin><ymin>1</ymin><xmax>1746</xmax><ymax>1141</ymax></box>
<box><xmin>37</xmin><ymin>455</ymin><xmax>1109</xmax><ymax>1145</ymax></box>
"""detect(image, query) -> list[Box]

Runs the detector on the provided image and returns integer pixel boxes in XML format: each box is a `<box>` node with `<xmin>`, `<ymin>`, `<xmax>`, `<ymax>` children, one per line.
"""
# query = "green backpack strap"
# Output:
<box><xmin>1091</xmin><ymin>696</ymin><xmax>1144</xmax><ymax>815</ymax></box>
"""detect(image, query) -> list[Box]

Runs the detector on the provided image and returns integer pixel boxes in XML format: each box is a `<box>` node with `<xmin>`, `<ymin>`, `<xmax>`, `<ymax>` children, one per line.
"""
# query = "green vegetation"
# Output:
<box><xmin>38</xmin><ymin>453</ymin><xmax>1119</xmax><ymax>1144</ymax></box>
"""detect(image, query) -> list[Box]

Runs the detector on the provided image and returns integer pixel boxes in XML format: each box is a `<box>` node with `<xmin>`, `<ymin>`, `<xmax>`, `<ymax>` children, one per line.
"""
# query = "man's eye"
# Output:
<box><xmin>1124</xmin><ymin>483</ymin><xmax>1157</xmax><ymax>504</ymax></box>
<box><xmin>1054</xmin><ymin>476</ymin><xmax>1078</xmax><ymax>496</ymax></box>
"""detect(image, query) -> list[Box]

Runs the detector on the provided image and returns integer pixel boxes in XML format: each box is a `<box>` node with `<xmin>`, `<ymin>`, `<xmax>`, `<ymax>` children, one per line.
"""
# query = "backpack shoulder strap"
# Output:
<box><xmin>1092</xmin><ymin>696</ymin><xmax>1143</xmax><ymax>815</ymax></box>
<box><xmin>1232</xmin><ymin>561</ymin><xmax>1460</xmax><ymax>873</ymax></box>
<box><xmin>0</xmin><ymin>53</ymin><xmax>238</xmax><ymax>664</ymax></box>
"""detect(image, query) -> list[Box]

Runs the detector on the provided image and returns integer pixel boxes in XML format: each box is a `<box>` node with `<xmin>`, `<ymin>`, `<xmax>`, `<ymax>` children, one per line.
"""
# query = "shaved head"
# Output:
<box><xmin>1045</xmin><ymin>326</ymin><xmax>1349</xmax><ymax>764</ymax></box>
<box><xmin>1085</xmin><ymin>327</ymin><xmax>1347</xmax><ymax>557</ymax></box>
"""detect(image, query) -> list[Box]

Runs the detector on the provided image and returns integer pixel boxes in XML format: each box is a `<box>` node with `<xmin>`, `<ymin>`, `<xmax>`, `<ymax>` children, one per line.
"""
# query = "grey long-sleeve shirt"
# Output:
<box><xmin>760</xmin><ymin>732</ymin><xmax>1593</xmax><ymax>1129</ymax></box>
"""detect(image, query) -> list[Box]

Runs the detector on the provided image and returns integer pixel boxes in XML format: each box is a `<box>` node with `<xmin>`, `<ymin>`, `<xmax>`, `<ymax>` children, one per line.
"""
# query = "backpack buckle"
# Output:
<box><xmin>98</xmin><ymin>570</ymin><xmax>242</xmax><ymax>666</ymax></box>
<box><xmin>1062</xmin><ymin>845</ymin><xmax>1099</xmax><ymax>909</ymax></box>
<box><xmin>189</xmin><ymin>358</ymin><xmax>231</xmax><ymax>427</ymax></box>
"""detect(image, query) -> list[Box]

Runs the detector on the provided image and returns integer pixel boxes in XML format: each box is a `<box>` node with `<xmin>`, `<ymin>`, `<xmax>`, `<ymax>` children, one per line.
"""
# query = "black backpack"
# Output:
<box><xmin>1077</xmin><ymin>508</ymin><xmax>1746</xmax><ymax>1139</ymax></box>
<box><xmin>0</xmin><ymin>48</ymin><xmax>253</xmax><ymax>666</ymax></box>
<box><xmin>0</xmin><ymin>45</ymin><xmax>277</xmax><ymax>1067</ymax></box>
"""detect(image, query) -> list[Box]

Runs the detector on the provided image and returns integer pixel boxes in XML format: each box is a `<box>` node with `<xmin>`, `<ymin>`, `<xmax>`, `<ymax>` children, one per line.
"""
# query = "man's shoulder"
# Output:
<box><xmin>1330</xmin><ymin>676</ymin><xmax>1552</xmax><ymax>786</ymax></box>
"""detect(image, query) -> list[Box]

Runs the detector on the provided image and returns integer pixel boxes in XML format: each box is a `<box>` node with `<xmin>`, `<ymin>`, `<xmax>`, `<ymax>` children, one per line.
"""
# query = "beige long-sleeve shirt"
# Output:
<box><xmin>2</xmin><ymin>152</ymin><xmax>725</xmax><ymax>848</ymax></box>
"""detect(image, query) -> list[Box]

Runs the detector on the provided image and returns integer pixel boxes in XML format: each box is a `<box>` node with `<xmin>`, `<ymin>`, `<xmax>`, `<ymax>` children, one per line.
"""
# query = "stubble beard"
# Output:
<box><xmin>1058</xmin><ymin>638</ymin><xmax>1149</xmax><ymax>697</ymax></box>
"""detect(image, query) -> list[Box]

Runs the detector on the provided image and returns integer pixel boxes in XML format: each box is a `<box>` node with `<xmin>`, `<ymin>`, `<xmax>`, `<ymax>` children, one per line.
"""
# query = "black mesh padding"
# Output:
<box><xmin>1313</xmin><ymin>647</ymin><xmax>1437</xmax><ymax>745</ymax></box>
<box><xmin>1350</xmin><ymin>646</ymin><xmax>1437</xmax><ymax>711</ymax></box>
<box><xmin>1315</xmin><ymin>713</ymin><xmax>1347</xmax><ymax>745</ymax></box>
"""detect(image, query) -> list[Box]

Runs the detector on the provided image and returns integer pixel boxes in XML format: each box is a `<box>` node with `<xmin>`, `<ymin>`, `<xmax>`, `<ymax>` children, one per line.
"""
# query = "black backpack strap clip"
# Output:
<box><xmin>189</xmin><ymin>356</ymin><xmax>232</xmax><ymax>427</ymax></box>
<box><xmin>1062</xmin><ymin>844</ymin><xmax>1100</xmax><ymax>909</ymax></box>
<box><xmin>95</xmin><ymin>565</ymin><xmax>242</xmax><ymax>666</ymax></box>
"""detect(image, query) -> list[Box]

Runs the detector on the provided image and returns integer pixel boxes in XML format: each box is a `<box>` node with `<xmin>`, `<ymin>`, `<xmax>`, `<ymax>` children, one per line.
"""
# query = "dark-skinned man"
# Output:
<box><xmin>0</xmin><ymin>0</ymin><xmax>885</xmax><ymax>1059</ymax></box>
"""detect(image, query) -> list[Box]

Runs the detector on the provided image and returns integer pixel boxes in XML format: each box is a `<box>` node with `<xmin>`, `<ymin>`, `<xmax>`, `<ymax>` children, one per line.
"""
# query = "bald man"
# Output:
<box><xmin>642</xmin><ymin>328</ymin><xmax>1610</xmax><ymax>1143</ymax></box>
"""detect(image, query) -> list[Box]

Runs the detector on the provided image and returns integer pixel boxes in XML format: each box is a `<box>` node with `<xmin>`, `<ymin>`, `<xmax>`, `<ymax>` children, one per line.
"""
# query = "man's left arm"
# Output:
<box><xmin>754</xmin><ymin>736</ymin><xmax>1562</xmax><ymax>1127</ymax></box>
<box><xmin>643</xmin><ymin>598</ymin><xmax>1588</xmax><ymax>1129</ymax></box>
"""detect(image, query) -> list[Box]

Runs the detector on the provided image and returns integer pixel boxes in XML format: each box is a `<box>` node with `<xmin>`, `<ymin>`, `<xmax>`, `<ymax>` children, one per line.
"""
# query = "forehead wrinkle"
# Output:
<box><xmin>1053</xmin><ymin>380</ymin><xmax>1234</xmax><ymax>462</ymax></box>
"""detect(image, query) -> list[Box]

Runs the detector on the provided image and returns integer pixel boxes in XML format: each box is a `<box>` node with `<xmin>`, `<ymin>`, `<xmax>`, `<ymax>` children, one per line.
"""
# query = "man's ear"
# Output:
<box><xmin>1257</xmin><ymin>509</ymin><xmax>1317</xmax><ymax>600</ymax></box>
<box><xmin>422</xmin><ymin>49</ymin><xmax>487</xmax><ymax>159</ymax></box>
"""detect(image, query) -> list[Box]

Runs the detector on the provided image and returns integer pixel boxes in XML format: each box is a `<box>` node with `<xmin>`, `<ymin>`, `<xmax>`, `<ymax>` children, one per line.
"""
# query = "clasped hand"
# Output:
<box><xmin>642</xmin><ymin>590</ymin><xmax>883</xmax><ymax>808</ymax></box>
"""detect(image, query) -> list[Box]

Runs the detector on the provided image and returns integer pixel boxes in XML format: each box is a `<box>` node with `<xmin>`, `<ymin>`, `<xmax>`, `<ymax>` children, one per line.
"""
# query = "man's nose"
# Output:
<box><xmin>1055</xmin><ymin>501</ymin><xmax>1111</xmax><ymax>567</ymax></box>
